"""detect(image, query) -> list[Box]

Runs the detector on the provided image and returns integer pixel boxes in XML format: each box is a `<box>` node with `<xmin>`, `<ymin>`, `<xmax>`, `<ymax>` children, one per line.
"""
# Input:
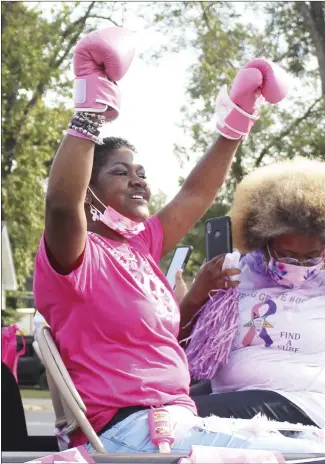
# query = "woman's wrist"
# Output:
<box><xmin>67</xmin><ymin>112</ymin><xmax>106</xmax><ymax>145</ymax></box>
<box><xmin>180</xmin><ymin>290</ymin><xmax>207</xmax><ymax>313</ymax></box>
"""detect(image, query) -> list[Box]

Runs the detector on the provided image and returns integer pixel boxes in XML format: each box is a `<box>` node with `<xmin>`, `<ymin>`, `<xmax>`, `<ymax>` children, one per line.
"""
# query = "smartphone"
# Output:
<box><xmin>205</xmin><ymin>216</ymin><xmax>233</xmax><ymax>261</ymax></box>
<box><xmin>165</xmin><ymin>246</ymin><xmax>193</xmax><ymax>289</ymax></box>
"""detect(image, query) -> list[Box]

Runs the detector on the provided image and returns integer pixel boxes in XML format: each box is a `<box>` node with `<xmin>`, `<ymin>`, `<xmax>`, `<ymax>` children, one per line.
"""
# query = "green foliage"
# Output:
<box><xmin>148</xmin><ymin>189</ymin><xmax>168</xmax><ymax>216</ymax></box>
<box><xmin>2</xmin><ymin>290</ymin><xmax>34</xmax><ymax>327</ymax></box>
<box><xmin>1</xmin><ymin>1</ymin><xmax>124</xmax><ymax>287</ymax></box>
<box><xmin>263</xmin><ymin>2</ymin><xmax>320</xmax><ymax>76</ymax></box>
<box><xmin>148</xmin><ymin>1</ymin><xmax>325</xmax><ymax>273</ymax></box>
<box><xmin>2</xmin><ymin>103</ymin><xmax>70</xmax><ymax>287</ymax></box>
<box><xmin>1</xmin><ymin>308</ymin><xmax>23</xmax><ymax>327</ymax></box>
<box><xmin>148</xmin><ymin>189</ymin><xmax>174</xmax><ymax>272</ymax></box>
<box><xmin>6</xmin><ymin>291</ymin><xmax>35</xmax><ymax>310</ymax></box>
<box><xmin>2</xmin><ymin>1</ymin><xmax>324</xmax><ymax>287</ymax></box>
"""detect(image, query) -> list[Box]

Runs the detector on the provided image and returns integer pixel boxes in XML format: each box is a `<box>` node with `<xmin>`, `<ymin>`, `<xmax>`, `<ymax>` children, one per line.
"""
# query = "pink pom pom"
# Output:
<box><xmin>184</xmin><ymin>288</ymin><xmax>239</xmax><ymax>380</ymax></box>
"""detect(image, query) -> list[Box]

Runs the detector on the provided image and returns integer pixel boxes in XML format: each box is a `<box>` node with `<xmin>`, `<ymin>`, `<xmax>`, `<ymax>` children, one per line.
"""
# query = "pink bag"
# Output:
<box><xmin>25</xmin><ymin>446</ymin><xmax>96</xmax><ymax>463</ymax></box>
<box><xmin>1</xmin><ymin>324</ymin><xmax>26</xmax><ymax>382</ymax></box>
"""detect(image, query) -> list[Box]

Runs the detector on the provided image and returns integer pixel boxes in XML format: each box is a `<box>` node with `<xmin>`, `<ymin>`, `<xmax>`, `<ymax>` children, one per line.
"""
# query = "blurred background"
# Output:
<box><xmin>1</xmin><ymin>0</ymin><xmax>325</xmax><ymax>340</ymax></box>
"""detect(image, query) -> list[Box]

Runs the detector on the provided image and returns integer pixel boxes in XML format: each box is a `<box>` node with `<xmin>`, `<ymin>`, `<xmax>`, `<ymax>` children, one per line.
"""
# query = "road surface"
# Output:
<box><xmin>25</xmin><ymin>411</ymin><xmax>55</xmax><ymax>436</ymax></box>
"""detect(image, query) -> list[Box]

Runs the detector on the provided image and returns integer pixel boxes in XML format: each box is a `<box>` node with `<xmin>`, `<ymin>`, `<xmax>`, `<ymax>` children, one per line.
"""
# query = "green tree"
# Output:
<box><xmin>148</xmin><ymin>189</ymin><xmax>168</xmax><ymax>216</ymax></box>
<box><xmin>1</xmin><ymin>1</ymin><xmax>124</xmax><ymax>287</ymax></box>
<box><xmin>145</xmin><ymin>1</ymin><xmax>325</xmax><ymax>273</ymax></box>
<box><xmin>3</xmin><ymin>1</ymin><xmax>324</xmax><ymax>287</ymax></box>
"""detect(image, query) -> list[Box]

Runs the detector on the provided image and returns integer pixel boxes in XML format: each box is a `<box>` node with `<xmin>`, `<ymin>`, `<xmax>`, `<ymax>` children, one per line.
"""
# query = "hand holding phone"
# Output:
<box><xmin>205</xmin><ymin>216</ymin><xmax>233</xmax><ymax>261</ymax></box>
<box><xmin>165</xmin><ymin>246</ymin><xmax>193</xmax><ymax>289</ymax></box>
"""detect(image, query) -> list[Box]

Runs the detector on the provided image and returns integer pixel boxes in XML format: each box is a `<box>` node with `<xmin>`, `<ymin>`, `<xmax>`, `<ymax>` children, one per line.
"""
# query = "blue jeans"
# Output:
<box><xmin>85</xmin><ymin>406</ymin><xmax>324</xmax><ymax>454</ymax></box>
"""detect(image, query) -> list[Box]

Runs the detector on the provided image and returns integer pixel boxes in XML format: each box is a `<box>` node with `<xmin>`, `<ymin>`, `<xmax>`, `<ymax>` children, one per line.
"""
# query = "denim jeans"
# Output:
<box><xmin>85</xmin><ymin>406</ymin><xmax>324</xmax><ymax>454</ymax></box>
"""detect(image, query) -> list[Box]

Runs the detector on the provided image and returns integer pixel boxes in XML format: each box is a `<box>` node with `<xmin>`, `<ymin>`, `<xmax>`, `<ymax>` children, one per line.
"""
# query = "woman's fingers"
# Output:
<box><xmin>223</xmin><ymin>279</ymin><xmax>240</xmax><ymax>289</ymax></box>
<box><xmin>209</xmin><ymin>254</ymin><xmax>226</xmax><ymax>265</ymax></box>
<box><xmin>221</xmin><ymin>268</ymin><xmax>240</xmax><ymax>289</ymax></box>
<box><xmin>208</xmin><ymin>267</ymin><xmax>241</xmax><ymax>280</ymax></box>
<box><xmin>212</xmin><ymin>268</ymin><xmax>241</xmax><ymax>289</ymax></box>
<box><xmin>222</xmin><ymin>268</ymin><xmax>241</xmax><ymax>277</ymax></box>
<box><xmin>174</xmin><ymin>269</ymin><xmax>188</xmax><ymax>302</ymax></box>
<box><xmin>197</xmin><ymin>257</ymin><xmax>241</xmax><ymax>292</ymax></box>
<box><xmin>202</xmin><ymin>254</ymin><xmax>225</xmax><ymax>274</ymax></box>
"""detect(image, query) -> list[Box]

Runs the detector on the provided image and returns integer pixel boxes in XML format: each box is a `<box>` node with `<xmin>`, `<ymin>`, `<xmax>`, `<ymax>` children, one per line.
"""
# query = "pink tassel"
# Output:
<box><xmin>184</xmin><ymin>288</ymin><xmax>239</xmax><ymax>380</ymax></box>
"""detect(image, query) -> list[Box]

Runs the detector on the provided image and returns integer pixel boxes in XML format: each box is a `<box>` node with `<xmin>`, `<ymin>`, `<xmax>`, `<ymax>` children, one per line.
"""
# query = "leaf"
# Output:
<box><xmin>146</xmin><ymin>1</ymin><xmax>325</xmax><ymax>274</ymax></box>
<box><xmin>1</xmin><ymin>1</ymin><xmax>121</xmax><ymax>287</ymax></box>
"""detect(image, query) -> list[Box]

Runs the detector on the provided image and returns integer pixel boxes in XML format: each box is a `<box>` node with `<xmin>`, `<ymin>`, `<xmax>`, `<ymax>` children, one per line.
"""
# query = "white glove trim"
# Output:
<box><xmin>215</xmin><ymin>85</ymin><xmax>260</xmax><ymax>123</ymax></box>
<box><xmin>216</xmin><ymin>126</ymin><xmax>242</xmax><ymax>140</ymax></box>
<box><xmin>74</xmin><ymin>79</ymin><xmax>86</xmax><ymax>104</ymax></box>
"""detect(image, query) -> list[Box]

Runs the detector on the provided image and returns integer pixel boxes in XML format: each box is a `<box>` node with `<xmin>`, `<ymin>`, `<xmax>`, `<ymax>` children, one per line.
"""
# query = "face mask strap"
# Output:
<box><xmin>87</xmin><ymin>186</ymin><xmax>107</xmax><ymax>210</ymax></box>
<box><xmin>86</xmin><ymin>186</ymin><xmax>145</xmax><ymax>238</ymax></box>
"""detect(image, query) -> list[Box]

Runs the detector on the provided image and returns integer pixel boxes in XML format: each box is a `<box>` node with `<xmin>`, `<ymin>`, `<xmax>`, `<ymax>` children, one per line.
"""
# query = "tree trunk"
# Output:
<box><xmin>295</xmin><ymin>2</ymin><xmax>325</xmax><ymax>106</ymax></box>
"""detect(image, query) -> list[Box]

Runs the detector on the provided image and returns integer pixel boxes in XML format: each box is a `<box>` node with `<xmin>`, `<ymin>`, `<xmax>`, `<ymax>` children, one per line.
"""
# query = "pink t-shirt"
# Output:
<box><xmin>33</xmin><ymin>216</ymin><xmax>195</xmax><ymax>446</ymax></box>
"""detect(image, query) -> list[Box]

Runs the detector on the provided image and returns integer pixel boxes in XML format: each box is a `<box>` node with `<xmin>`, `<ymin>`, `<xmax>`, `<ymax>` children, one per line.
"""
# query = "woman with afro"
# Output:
<box><xmin>181</xmin><ymin>157</ymin><xmax>325</xmax><ymax>430</ymax></box>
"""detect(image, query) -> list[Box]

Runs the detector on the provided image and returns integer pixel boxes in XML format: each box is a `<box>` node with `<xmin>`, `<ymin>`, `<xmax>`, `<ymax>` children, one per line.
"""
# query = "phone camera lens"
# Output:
<box><xmin>207</xmin><ymin>223</ymin><xmax>212</xmax><ymax>234</ymax></box>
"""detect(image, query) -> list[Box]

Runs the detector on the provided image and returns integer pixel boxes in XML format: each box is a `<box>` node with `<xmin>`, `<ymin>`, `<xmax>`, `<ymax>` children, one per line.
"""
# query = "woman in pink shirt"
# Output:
<box><xmin>34</xmin><ymin>27</ymin><xmax>319</xmax><ymax>454</ymax></box>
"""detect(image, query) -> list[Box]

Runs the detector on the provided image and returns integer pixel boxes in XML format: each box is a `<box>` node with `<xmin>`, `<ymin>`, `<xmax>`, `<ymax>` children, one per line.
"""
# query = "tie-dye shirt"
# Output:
<box><xmin>211</xmin><ymin>251</ymin><xmax>325</xmax><ymax>427</ymax></box>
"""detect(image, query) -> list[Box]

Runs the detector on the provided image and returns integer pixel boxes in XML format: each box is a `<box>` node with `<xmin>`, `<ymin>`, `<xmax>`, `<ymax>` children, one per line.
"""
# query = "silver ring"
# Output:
<box><xmin>225</xmin><ymin>280</ymin><xmax>228</xmax><ymax>289</ymax></box>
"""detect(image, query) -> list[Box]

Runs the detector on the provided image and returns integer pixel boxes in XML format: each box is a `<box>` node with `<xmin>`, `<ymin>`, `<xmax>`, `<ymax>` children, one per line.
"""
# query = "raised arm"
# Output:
<box><xmin>44</xmin><ymin>28</ymin><xmax>135</xmax><ymax>273</ymax></box>
<box><xmin>158</xmin><ymin>58</ymin><xmax>290</xmax><ymax>256</ymax></box>
<box><xmin>158</xmin><ymin>136</ymin><xmax>239</xmax><ymax>256</ymax></box>
<box><xmin>45</xmin><ymin>136</ymin><xmax>94</xmax><ymax>273</ymax></box>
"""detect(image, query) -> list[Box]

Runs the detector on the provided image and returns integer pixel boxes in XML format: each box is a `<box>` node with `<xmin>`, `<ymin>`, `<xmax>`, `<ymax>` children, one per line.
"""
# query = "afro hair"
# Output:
<box><xmin>229</xmin><ymin>157</ymin><xmax>325</xmax><ymax>252</ymax></box>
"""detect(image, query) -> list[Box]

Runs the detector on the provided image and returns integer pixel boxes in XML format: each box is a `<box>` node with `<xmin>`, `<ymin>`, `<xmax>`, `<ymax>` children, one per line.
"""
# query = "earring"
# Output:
<box><xmin>85</xmin><ymin>188</ymin><xmax>92</xmax><ymax>204</ymax></box>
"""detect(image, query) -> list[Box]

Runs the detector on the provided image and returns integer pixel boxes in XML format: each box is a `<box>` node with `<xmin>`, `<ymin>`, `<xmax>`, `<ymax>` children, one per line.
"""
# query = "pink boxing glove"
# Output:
<box><xmin>216</xmin><ymin>58</ymin><xmax>290</xmax><ymax>140</ymax></box>
<box><xmin>73</xmin><ymin>27</ymin><xmax>136</xmax><ymax>121</ymax></box>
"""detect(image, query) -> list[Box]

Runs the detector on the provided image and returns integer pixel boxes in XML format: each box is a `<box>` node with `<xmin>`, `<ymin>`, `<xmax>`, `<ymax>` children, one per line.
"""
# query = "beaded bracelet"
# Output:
<box><xmin>67</xmin><ymin>112</ymin><xmax>106</xmax><ymax>145</ymax></box>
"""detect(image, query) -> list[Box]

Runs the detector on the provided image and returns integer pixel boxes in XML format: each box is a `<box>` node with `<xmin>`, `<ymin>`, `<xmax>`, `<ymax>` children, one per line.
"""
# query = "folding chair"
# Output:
<box><xmin>34</xmin><ymin>326</ymin><xmax>105</xmax><ymax>453</ymax></box>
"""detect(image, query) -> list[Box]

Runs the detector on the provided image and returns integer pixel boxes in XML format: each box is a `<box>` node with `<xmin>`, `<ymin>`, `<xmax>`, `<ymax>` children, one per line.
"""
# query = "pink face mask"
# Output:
<box><xmin>267</xmin><ymin>257</ymin><xmax>324</xmax><ymax>289</ymax></box>
<box><xmin>87</xmin><ymin>187</ymin><xmax>145</xmax><ymax>239</ymax></box>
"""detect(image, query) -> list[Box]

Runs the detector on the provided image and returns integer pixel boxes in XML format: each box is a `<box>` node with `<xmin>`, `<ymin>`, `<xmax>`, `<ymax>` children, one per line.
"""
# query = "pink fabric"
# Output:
<box><xmin>216</xmin><ymin>58</ymin><xmax>289</xmax><ymax>140</ymax></box>
<box><xmin>26</xmin><ymin>446</ymin><xmax>95</xmax><ymax>463</ymax></box>
<box><xmin>242</xmin><ymin>58</ymin><xmax>289</xmax><ymax>104</ymax></box>
<box><xmin>73</xmin><ymin>74</ymin><xmax>120</xmax><ymax>120</ymax></box>
<box><xmin>87</xmin><ymin>191</ymin><xmax>145</xmax><ymax>239</ymax></box>
<box><xmin>73</xmin><ymin>27</ymin><xmax>136</xmax><ymax>119</ymax></box>
<box><xmin>1</xmin><ymin>325</ymin><xmax>26</xmax><ymax>382</ymax></box>
<box><xmin>74</xmin><ymin>28</ymin><xmax>136</xmax><ymax>82</ymax></box>
<box><xmin>33</xmin><ymin>216</ymin><xmax>195</xmax><ymax>446</ymax></box>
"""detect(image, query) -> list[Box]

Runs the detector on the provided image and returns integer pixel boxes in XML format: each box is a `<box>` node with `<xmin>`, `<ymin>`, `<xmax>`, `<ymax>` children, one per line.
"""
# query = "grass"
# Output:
<box><xmin>20</xmin><ymin>388</ymin><xmax>51</xmax><ymax>399</ymax></box>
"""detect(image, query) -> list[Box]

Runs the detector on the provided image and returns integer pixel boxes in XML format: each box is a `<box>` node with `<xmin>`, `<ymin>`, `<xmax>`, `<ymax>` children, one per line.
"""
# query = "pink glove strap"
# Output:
<box><xmin>215</xmin><ymin>85</ymin><xmax>261</xmax><ymax>140</ymax></box>
<box><xmin>74</xmin><ymin>73</ymin><xmax>120</xmax><ymax>121</ymax></box>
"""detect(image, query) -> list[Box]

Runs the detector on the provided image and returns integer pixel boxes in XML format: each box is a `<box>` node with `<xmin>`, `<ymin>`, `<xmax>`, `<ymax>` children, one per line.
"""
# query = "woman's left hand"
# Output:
<box><xmin>174</xmin><ymin>270</ymin><xmax>189</xmax><ymax>302</ymax></box>
<box><xmin>183</xmin><ymin>254</ymin><xmax>241</xmax><ymax>309</ymax></box>
<box><xmin>177</xmin><ymin>254</ymin><xmax>241</xmax><ymax>341</ymax></box>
